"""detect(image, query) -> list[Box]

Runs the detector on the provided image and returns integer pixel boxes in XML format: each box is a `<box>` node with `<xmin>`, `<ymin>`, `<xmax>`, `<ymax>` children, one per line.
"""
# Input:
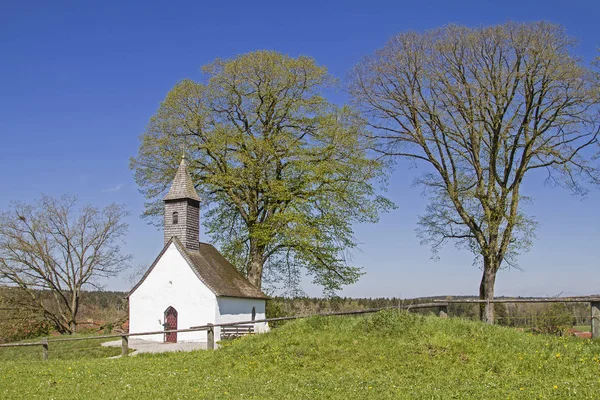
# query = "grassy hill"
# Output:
<box><xmin>1</xmin><ymin>311</ymin><xmax>599</xmax><ymax>399</ymax></box>
<box><xmin>0</xmin><ymin>334</ymin><xmax>121</xmax><ymax>362</ymax></box>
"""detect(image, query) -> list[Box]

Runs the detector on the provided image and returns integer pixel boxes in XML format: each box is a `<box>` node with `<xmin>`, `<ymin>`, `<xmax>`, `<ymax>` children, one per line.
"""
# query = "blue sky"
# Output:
<box><xmin>1</xmin><ymin>0</ymin><xmax>599</xmax><ymax>298</ymax></box>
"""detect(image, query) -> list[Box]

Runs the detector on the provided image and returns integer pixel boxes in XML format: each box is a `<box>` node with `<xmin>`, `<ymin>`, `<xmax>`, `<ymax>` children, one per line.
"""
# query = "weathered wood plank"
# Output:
<box><xmin>221</xmin><ymin>325</ymin><xmax>255</xmax><ymax>339</ymax></box>
<box><xmin>591</xmin><ymin>302</ymin><xmax>600</xmax><ymax>339</ymax></box>
<box><xmin>435</xmin><ymin>298</ymin><xmax>600</xmax><ymax>304</ymax></box>
<box><xmin>0</xmin><ymin>342</ymin><xmax>44</xmax><ymax>348</ymax></box>
<box><xmin>207</xmin><ymin>324</ymin><xmax>214</xmax><ymax>350</ymax></box>
<box><xmin>121</xmin><ymin>335</ymin><xmax>129</xmax><ymax>357</ymax></box>
<box><xmin>41</xmin><ymin>338</ymin><xmax>48</xmax><ymax>361</ymax></box>
<box><xmin>438</xmin><ymin>305</ymin><xmax>448</xmax><ymax>318</ymax></box>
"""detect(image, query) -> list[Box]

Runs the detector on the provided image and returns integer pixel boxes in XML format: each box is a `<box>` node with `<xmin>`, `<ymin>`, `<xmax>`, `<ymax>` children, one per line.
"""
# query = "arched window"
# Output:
<box><xmin>172</xmin><ymin>212</ymin><xmax>178</xmax><ymax>225</ymax></box>
<box><xmin>251</xmin><ymin>306</ymin><xmax>256</xmax><ymax>322</ymax></box>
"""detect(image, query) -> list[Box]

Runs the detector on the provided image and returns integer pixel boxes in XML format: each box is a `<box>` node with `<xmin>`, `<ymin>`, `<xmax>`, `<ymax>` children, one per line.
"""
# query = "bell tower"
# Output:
<box><xmin>163</xmin><ymin>156</ymin><xmax>200</xmax><ymax>251</ymax></box>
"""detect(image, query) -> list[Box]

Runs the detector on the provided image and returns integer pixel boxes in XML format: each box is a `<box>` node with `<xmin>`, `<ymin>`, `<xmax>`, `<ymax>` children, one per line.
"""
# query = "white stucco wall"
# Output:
<box><xmin>215</xmin><ymin>297</ymin><xmax>268</xmax><ymax>341</ymax></box>
<box><xmin>129</xmin><ymin>243</ymin><xmax>216</xmax><ymax>342</ymax></box>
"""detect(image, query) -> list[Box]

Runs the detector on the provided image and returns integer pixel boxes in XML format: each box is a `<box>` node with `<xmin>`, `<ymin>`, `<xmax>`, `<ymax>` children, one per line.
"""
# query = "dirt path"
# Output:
<box><xmin>102</xmin><ymin>338</ymin><xmax>207</xmax><ymax>356</ymax></box>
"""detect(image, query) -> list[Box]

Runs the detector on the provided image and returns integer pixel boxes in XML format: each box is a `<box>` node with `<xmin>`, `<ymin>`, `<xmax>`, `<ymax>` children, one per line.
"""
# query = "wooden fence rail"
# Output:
<box><xmin>2</xmin><ymin>297</ymin><xmax>599</xmax><ymax>361</ymax></box>
<box><xmin>433</xmin><ymin>297</ymin><xmax>600</xmax><ymax>338</ymax></box>
<box><xmin>434</xmin><ymin>297</ymin><xmax>600</xmax><ymax>304</ymax></box>
<box><xmin>0</xmin><ymin>302</ymin><xmax>446</xmax><ymax>360</ymax></box>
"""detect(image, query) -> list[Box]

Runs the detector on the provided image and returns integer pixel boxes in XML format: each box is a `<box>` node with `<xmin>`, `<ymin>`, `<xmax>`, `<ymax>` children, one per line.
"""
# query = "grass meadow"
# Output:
<box><xmin>0</xmin><ymin>335</ymin><xmax>121</xmax><ymax>362</ymax></box>
<box><xmin>1</xmin><ymin>311</ymin><xmax>600</xmax><ymax>399</ymax></box>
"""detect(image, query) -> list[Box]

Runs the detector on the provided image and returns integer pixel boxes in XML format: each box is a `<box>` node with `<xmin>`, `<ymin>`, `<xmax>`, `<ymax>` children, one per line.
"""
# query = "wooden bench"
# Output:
<box><xmin>220</xmin><ymin>324</ymin><xmax>254</xmax><ymax>340</ymax></box>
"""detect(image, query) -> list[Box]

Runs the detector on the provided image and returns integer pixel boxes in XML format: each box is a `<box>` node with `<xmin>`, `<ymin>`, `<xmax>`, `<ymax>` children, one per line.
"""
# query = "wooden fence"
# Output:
<box><xmin>433</xmin><ymin>297</ymin><xmax>600</xmax><ymax>337</ymax></box>
<box><xmin>2</xmin><ymin>297</ymin><xmax>600</xmax><ymax>361</ymax></box>
<box><xmin>0</xmin><ymin>302</ymin><xmax>445</xmax><ymax>361</ymax></box>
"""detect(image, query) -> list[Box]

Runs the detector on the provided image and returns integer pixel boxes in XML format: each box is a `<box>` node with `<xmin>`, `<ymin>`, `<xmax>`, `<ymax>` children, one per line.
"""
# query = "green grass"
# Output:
<box><xmin>0</xmin><ymin>334</ymin><xmax>121</xmax><ymax>362</ymax></box>
<box><xmin>573</xmin><ymin>325</ymin><xmax>591</xmax><ymax>332</ymax></box>
<box><xmin>1</xmin><ymin>311</ymin><xmax>600</xmax><ymax>399</ymax></box>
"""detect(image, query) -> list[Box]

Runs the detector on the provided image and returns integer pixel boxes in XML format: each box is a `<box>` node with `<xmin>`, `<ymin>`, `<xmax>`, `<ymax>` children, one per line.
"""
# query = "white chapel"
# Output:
<box><xmin>128</xmin><ymin>156</ymin><xmax>269</xmax><ymax>343</ymax></box>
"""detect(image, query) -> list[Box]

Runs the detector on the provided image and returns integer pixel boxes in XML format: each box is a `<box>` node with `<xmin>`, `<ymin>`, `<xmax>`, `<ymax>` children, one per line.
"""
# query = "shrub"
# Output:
<box><xmin>535</xmin><ymin>303</ymin><xmax>574</xmax><ymax>335</ymax></box>
<box><xmin>364</xmin><ymin>309</ymin><xmax>424</xmax><ymax>336</ymax></box>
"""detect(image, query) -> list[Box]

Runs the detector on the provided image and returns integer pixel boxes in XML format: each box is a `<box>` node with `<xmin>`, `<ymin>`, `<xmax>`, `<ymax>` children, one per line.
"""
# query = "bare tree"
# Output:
<box><xmin>350</xmin><ymin>22</ymin><xmax>600</xmax><ymax>323</ymax></box>
<box><xmin>0</xmin><ymin>195</ymin><xmax>131</xmax><ymax>333</ymax></box>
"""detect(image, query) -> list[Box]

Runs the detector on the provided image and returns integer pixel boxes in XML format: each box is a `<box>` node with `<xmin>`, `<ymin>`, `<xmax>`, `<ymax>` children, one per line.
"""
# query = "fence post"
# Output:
<box><xmin>438</xmin><ymin>305</ymin><xmax>448</xmax><ymax>318</ymax></box>
<box><xmin>591</xmin><ymin>302</ymin><xmax>600</xmax><ymax>339</ymax></box>
<box><xmin>207</xmin><ymin>324</ymin><xmax>215</xmax><ymax>350</ymax></box>
<box><xmin>121</xmin><ymin>335</ymin><xmax>129</xmax><ymax>357</ymax></box>
<box><xmin>41</xmin><ymin>338</ymin><xmax>48</xmax><ymax>361</ymax></box>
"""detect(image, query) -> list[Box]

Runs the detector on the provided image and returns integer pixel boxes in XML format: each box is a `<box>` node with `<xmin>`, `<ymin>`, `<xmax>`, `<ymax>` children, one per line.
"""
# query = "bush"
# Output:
<box><xmin>364</xmin><ymin>309</ymin><xmax>424</xmax><ymax>336</ymax></box>
<box><xmin>535</xmin><ymin>303</ymin><xmax>573</xmax><ymax>335</ymax></box>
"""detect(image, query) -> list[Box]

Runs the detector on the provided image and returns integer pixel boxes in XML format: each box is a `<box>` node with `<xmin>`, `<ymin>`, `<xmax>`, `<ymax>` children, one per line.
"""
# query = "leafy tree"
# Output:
<box><xmin>131</xmin><ymin>51</ymin><xmax>392</xmax><ymax>293</ymax></box>
<box><xmin>0</xmin><ymin>195</ymin><xmax>131</xmax><ymax>334</ymax></box>
<box><xmin>350</xmin><ymin>22</ymin><xmax>600</xmax><ymax>323</ymax></box>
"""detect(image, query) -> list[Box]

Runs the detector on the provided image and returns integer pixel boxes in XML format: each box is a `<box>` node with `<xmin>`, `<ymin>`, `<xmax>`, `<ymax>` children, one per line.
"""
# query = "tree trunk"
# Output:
<box><xmin>69</xmin><ymin>320</ymin><xmax>77</xmax><ymax>334</ymax></box>
<box><xmin>246</xmin><ymin>240</ymin><xmax>265</xmax><ymax>289</ymax></box>
<box><xmin>479</xmin><ymin>258</ymin><xmax>498</xmax><ymax>324</ymax></box>
<box><xmin>70</xmin><ymin>291</ymin><xmax>79</xmax><ymax>334</ymax></box>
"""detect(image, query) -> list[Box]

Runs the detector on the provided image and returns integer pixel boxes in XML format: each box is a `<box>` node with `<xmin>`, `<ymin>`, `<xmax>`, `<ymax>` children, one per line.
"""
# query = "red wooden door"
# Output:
<box><xmin>164</xmin><ymin>306</ymin><xmax>178</xmax><ymax>343</ymax></box>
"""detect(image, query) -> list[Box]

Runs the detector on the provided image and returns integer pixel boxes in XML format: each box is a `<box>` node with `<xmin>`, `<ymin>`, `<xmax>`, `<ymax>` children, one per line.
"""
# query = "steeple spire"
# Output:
<box><xmin>164</xmin><ymin>156</ymin><xmax>200</xmax><ymax>202</ymax></box>
<box><xmin>163</xmin><ymin>156</ymin><xmax>200</xmax><ymax>251</ymax></box>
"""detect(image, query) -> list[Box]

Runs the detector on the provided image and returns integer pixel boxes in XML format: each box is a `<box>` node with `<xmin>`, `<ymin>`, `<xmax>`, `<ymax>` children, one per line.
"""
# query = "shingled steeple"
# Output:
<box><xmin>163</xmin><ymin>156</ymin><xmax>200</xmax><ymax>251</ymax></box>
<box><xmin>164</xmin><ymin>155</ymin><xmax>200</xmax><ymax>202</ymax></box>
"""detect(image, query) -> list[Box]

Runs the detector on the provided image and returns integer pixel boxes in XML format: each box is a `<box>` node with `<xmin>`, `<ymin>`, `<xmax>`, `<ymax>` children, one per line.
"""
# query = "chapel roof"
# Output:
<box><xmin>163</xmin><ymin>156</ymin><xmax>200</xmax><ymax>202</ymax></box>
<box><xmin>184</xmin><ymin>242</ymin><xmax>269</xmax><ymax>299</ymax></box>
<box><xmin>128</xmin><ymin>237</ymin><xmax>269</xmax><ymax>300</ymax></box>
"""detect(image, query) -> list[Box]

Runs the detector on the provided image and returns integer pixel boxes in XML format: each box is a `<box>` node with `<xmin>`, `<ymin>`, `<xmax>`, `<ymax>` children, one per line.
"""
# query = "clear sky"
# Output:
<box><xmin>1</xmin><ymin>0</ymin><xmax>599</xmax><ymax>298</ymax></box>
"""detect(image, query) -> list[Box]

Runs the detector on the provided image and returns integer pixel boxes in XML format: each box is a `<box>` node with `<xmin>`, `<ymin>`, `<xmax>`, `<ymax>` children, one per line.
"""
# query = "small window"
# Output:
<box><xmin>172</xmin><ymin>212</ymin><xmax>179</xmax><ymax>225</ymax></box>
<box><xmin>251</xmin><ymin>306</ymin><xmax>256</xmax><ymax>322</ymax></box>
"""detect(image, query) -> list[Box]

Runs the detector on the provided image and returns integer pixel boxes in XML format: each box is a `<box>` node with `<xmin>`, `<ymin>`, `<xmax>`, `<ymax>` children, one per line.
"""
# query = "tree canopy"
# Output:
<box><xmin>350</xmin><ymin>22</ymin><xmax>600</xmax><ymax>322</ymax></box>
<box><xmin>132</xmin><ymin>51</ymin><xmax>393</xmax><ymax>294</ymax></box>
